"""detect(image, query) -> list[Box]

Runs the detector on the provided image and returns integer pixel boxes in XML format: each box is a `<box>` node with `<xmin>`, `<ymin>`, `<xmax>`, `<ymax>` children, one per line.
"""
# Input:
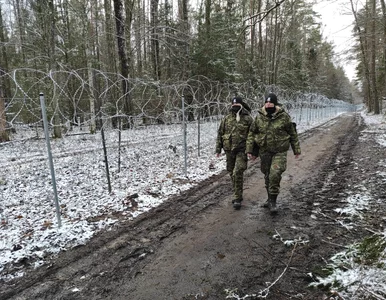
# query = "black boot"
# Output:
<box><xmin>269</xmin><ymin>194</ymin><xmax>278</xmax><ymax>215</ymax></box>
<box><xmin>233</xmin><ymin>198</ymin><xmax>242</xmax><ymax>210</ymax></box>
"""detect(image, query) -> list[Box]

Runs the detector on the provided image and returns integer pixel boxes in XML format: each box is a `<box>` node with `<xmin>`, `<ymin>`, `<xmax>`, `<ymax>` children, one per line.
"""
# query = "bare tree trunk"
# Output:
<box><xmin>57</xmin><ymin>0</ymin><xmax>75</xmax><ymax>122</ymax></box>
<box><xmin>271</xmin><ymin>9</ymin><xmax>279</xmax><ymax>84</ymax></box>
<box><xmin>370</xmin><ymin>0</ymin><xmax>380</xmax><ymax>114</ymax></box>
<box><xmin>178</xmin><ymin>0</ymin><xmax>190</xmax><ymax>79</ymax></box>
<box><xmin>125</xmin><ymin>0</ymin><xmax>135</xmax><ymax>77</ymax></box>
<box><xmin>86</xmin><ymin>2</ymin><xmax>96</xmax><ymax>134</ymax></box>
<box><xmin>268</xmin><ymin>10</ymin><xmax>275</xmax><ymax>84</ymax></box>
<box><xmin>151</xmin><ymin>0</ymin><xmax>161</xmax><ymax>80</ymax></box>
<box><xmin>15</xmin><ymin>0</ymin><xmax>26</xmax><ymax>65</ymax></box>
<box><xmin>274</xmin><ymin>21</ymin><xmax>283</xmax><ymax>85</ymax></box>
<box><xmin>205</xmin><ymin>0</ymin><xmax>211</xmax><ymax>37</ymax></box>
<box><xmin>0</xmin><ymin>6</ymin><xmax>9</xmax><ymax>142</ymax></box>
<box><xmin>264</xmin><ymin>0</ymin><xmax>270</xmax><ymax>83</ymax></box>
<box><xmin>142</xmin><ymin>0</ymin><xmax>147</xmax><ymax>70</ymax></box>
<box><xmin>134</xmin><ymin>0</ymin><xmax>143</xmax><ymax>76</ymax></box>
<box><xmin>0</xmin><ymin>5</ymin><xmax>11</xmax><ymax>101</ymax></box>
<box><xmin>0</xmin><ymin>93</ymin><xmax>8</xmax><ymax>142</ymax></box>
<box><xmin>104</xmin><ymin>0</ymin><xmax>119</xmax><ymax>125</ymax></box>
<box><xmin>350</xmin><ymin>0</ymin><xmax>372</xmax><ymax>112</ymax></box>
<box><xmin>164</xmin><ymin>0</ymin><xmax>171</xmax><ymax>78</ymax></box>
<box><xmin>258</xmin><ymin>0</ymin><xmax>263</xmax><ymax>82</ymax></box>
<box><xmin>250</xmin><ymin>0</ymin><xmax>256</xmax><ymax>66</ymax></box>
<box><xmin>380</xmin><ymin>0</ymin><xmax>386</xmax><ymax>112</ymax></box>
<box><xmin>93</xmin><ymin>1</ymin><xmax>103</xmax><ymax>126</ymax></box>
<box><xmin>104</xmin><ymin>0</ymin><xmax>118</xmax><ymax>74</ymax></box>
<box><xmin>48</xmin><ymin>0</ymin><xmax>62</xmax><ymax>138</ymax></box>
<box><xmin>113</xmin><ymin>0</ymin><xmax>132</xmax><ymax>127</ymax></box>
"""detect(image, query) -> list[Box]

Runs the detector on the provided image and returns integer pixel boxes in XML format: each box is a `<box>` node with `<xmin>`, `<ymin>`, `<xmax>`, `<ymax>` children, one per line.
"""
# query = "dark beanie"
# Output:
<box><xmin>265</xmin><ymin>93</ymin><xmax>278</xmax><ymax>105</ymax></box>
<box><xmin>231</xmin><ymin>97</ymin><xmax>243</xmax><ymax>105</ymax></box>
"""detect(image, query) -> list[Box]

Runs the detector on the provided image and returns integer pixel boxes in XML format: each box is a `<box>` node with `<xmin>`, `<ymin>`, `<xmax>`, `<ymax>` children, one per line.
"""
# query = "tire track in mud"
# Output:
<box><xmin>293</xmin><ymin>113</ymin><xmax>364</xmax><ymax>208</ymax></box>
<box><xmin>272</xmin><ymin>113</ymin><xmax>383</xmax><ymax>299</ymax></box>
<box><xmin>236</xmin><ymin>113</ymin><xmax>366</xmax><ymax>299</ymax></box>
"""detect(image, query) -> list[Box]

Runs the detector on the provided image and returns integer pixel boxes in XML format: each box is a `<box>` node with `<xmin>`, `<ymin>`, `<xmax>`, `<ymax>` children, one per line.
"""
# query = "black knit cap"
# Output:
<box><xmin>265</xmin><ymin>93</ymin><xmax>278</xmax><ymax>105</ymax></box>
<box><xmin>232</xmin><ymin>96</ymin><xmax>243</xmax><ymax>105</ymax></box>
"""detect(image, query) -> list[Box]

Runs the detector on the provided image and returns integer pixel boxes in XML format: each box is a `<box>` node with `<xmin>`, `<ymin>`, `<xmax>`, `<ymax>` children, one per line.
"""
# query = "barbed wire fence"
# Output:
<box><xmin>0</xmin><ymin>69</ymin><xmax>357</xmax><ymax>227</ymax></box>
<box><xmin>3</xmin><ymin>69</ymin><xmax>355</xmax><ymax>137</ymax></box>
<box><xmin>0</xmin><ymin>69</ymin><xmax>359</xmax><ymax>278</ymax></box>
<box><xmin>1</xmin><ymin>68</ymin><xmax>357</xmax><ymax>201</ymax></box>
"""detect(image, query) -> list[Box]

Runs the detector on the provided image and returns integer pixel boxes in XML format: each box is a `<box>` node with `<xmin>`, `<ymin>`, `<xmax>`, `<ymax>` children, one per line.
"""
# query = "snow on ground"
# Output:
<box><xmin>308</xmin><ymin>111</ymin><xmax>386</xmax><ymax>299</ymax></box>
<box><xmin>0</xmin><ymin>120</ymin><xmax>225</xmax><ymax>280</ymax></box>
<box><xmin>0</xmin><ymin>107</ymin><xmax>383</xmax><ymax>284</ymax></box>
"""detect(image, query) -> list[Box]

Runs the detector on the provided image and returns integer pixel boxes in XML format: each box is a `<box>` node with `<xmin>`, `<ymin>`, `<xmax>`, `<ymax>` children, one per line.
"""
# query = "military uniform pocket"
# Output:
<box><xmin>222</xmin><ymin>133</ymin><xmax>232</xmax><ymax>151</ymax></box>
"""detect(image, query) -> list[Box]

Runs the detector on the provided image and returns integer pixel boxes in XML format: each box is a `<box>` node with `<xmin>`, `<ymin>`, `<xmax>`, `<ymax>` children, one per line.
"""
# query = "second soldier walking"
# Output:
<box><xmin>216</xmin><ymin>97</ymin><xmax>253</xmax><ymax>210</ymax></box>
<box><xmin>246</xmin><ymin>93</ymin><xmax>301</xmax><ymax>214</ymax></box>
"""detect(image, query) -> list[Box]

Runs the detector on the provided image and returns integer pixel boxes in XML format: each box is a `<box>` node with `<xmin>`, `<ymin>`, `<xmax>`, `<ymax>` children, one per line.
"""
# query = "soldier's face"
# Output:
<box><xmin>265</xmin><ymin>102</ymin><xmax>274</xmax><ymax>108</ymax></box>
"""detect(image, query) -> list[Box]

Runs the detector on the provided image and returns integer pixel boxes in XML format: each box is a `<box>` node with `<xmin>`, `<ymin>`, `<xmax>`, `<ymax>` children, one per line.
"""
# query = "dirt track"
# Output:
<box><xmin>2</xmin><ymin>112</ymin><xmax>385</xmax><ymax>300</ymax></box>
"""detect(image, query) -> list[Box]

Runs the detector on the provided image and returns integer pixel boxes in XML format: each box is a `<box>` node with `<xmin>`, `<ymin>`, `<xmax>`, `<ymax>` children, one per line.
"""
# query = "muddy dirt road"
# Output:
<box><xmin>2</xmin><ymin>112</ymin><xmax>385</xmax><ymax>300</ymax></box>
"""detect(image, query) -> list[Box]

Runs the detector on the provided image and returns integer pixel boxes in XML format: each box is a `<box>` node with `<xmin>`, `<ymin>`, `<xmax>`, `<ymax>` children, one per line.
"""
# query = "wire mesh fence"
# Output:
<box><xmin>0</xmin><ymin>69</ymin><xmax>359</xmax><ymax>279</ymax></box>
<box><xmin>2</xmin><ymin>70</ymin><xmax>355</xmax><ymax>139</ymax></box>
<box><xmin>1</xmin><ymin>70</ymin><xmax>357</xmax><ymax>219</ymax></box>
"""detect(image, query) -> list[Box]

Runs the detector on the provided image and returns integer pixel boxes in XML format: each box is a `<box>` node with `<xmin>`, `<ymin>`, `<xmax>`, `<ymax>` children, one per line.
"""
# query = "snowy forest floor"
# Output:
<box><xmin>1</xmin><ymin>112</ymin><xmax>386</xmax><ymax>300</ymax></box>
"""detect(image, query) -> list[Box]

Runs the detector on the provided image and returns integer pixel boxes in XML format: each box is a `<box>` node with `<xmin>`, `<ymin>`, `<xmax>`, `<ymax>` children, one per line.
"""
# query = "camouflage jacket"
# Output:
<box><xmin>215</xmin><ymin>108</ymin><xmax>253</xmax><ymax>154</ymax></box>
<box><xmin>246</xmin><ymin>106</ymin><xmax>301</xmax><ymax>155</ymax></box>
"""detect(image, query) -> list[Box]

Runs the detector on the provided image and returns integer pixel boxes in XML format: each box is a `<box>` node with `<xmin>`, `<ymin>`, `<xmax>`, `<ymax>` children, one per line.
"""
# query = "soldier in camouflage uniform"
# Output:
<box><xmin>216</xmin><ymin>97</ymin><xmax>253</xmax><ymax>210</ymax></box>
<box><xmin>246</xmin><ymin>93</ymin><xmax>301</xmax><ymax>214</ymax></box>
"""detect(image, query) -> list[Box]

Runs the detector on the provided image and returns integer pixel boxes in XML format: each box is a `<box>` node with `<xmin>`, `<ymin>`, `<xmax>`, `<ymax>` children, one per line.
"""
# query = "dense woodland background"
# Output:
<box><xmin>0</xmin><ymin>0</ymin><xmax>384</xmax><ymax>142</ymax></box>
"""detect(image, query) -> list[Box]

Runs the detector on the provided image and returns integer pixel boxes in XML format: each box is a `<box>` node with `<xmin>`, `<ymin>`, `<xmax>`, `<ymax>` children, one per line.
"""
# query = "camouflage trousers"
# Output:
<box><xmin>225</xmin><ymin>151</ymin><xmax>248</xmax><ymax>201</ymax></box>
<box><xmin>260</xmin><ymin>151</ymin><xmax>287</xmax><ymax>196</ymax></box>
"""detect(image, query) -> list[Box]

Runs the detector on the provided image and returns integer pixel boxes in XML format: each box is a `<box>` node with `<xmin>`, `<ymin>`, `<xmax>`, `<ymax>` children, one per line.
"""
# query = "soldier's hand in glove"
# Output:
<box><xmin>247</xmin><ymin>153</ymin><xmax>256</xmax><ymax>160</ymax></box>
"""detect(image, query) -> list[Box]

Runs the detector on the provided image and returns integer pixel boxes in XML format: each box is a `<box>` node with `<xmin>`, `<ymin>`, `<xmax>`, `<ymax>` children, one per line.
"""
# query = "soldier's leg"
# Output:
<box><xmin>260</xmin><ymin>152</ymin><xmax>274</xmax><ymax>207</ymax></box>
<box><xmin>226</xmin><ymin>151</ymin><xmax>236</xmax><ymax>179</ymax></box>
<box><xmin>260</xmin><ymin>152</ymin><xmax>273</xmax><ymax>189</ymax></box>
<box><xmin>225</xmin><ymin>151</ymin><xmax>237</xmax><ymax>193</ymax></box>
<box><xmin>268</xmin><ymin>152</ymin><xmax>287</xmax><ymax>214</ymax></box>
<box><xmin>233</xmin><ymin>152</ymin><xmax>248</xmax><ymax>201</ymax></box>
<box><xmin>268</xmin><ymin>152</ymin><xmax>287</xmax><ymax>195</ymax></box>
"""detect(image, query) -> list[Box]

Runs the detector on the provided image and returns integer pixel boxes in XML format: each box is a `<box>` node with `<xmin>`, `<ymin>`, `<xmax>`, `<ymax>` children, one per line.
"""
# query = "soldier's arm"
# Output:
<box><xmin>286</xmin><ymin>116</ymin><xmax>301</xmax><ymax>155</ymax></box>
<box><xmin>245</xmin><ymin>119</ymin><xmax>257</xmax><ymax>154</ymax></box>
<box><xmin>215</xmin><ymin>118</ymin><xmax>225</xmax><ymax>154</ymax></box>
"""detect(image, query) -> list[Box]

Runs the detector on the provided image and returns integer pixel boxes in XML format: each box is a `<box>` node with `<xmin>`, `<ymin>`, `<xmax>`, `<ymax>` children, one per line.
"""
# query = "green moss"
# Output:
<box><xmin>356</xmin><ymin>235</ymin><xmax>386</xmax><ymax>266</ymax></box>
<box><xmin>311</xmin><ymin>265</ymin><xmax>334</xmax><ymax>278</ymax></box>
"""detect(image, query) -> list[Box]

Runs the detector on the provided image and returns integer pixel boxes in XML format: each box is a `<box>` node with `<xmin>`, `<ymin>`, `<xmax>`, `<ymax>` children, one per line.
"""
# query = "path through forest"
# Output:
<box><xmin>2</xmin><ymin>112</ymin><xmax>385</xmax><ymax>300</ymax></box>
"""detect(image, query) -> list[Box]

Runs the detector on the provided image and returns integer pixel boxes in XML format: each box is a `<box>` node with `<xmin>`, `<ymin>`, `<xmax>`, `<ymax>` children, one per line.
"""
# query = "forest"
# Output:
<box><xmin>2</xmin><ymin>1</ymin><xmax>386</xmax><ymax>298</ymax></box>
<box><xmin>0</xmin><ymin>0</ymin><xmax>384</xmax><ymax>142</ymax></box>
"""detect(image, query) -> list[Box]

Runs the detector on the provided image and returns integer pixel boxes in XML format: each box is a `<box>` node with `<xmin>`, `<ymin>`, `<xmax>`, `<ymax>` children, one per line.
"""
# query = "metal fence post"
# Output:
<box><xmin>39</xmin><ymin>92</ymin><xmax>62</xmax><ymax>228</ymax></box>
<box><xmin>182</xmin><ymin>96</ymin><xmax>187</xmax><ymax>177</ymax></box>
